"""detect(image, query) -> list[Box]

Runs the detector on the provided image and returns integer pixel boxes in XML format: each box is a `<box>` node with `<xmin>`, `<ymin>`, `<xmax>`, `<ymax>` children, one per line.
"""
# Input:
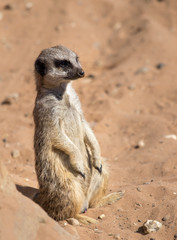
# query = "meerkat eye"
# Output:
<box><xmin>54</xmin><ymin>59</ymin><xmax>72</xmax><ymax>69</ymax></box>
<box><xmin>76</xmin><ymin>56</ymin><xmax>79</xmax><ymax>63</ymax></box>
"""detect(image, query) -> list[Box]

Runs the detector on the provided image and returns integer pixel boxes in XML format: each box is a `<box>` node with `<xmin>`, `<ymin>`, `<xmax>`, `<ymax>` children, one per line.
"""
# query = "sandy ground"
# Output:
<box><xmin>1</xmin><ymin>0</ymin><xmax>177</xmax><ymax>239</ymax></box>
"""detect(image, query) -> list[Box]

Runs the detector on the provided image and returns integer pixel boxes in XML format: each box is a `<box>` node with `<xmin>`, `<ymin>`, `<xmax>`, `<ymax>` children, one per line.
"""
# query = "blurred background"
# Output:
<box><xmin>0</xmin><ymin>0</ymin><xmax>177</xmax><ymax>239</ymax></box>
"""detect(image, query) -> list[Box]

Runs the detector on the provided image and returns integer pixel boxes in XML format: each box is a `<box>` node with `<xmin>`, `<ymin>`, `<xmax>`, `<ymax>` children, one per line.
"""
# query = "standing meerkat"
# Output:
<box><xmin>33</xmin><ymin>45</ymin><xmax>123</xmax><ymax>224</ymax></box>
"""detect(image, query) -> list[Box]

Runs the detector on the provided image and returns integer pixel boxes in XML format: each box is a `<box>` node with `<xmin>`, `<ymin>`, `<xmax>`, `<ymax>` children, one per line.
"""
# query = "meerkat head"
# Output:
<box><xmin>34</xmin><ymin>45</ymin><xmax>85</xmax><ymax>90</ymax></box>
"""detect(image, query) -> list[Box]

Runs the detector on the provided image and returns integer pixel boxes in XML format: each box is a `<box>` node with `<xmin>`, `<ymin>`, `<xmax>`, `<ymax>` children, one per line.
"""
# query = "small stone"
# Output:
<box><xmin>10</xmin><ymin>93</ymin><xmax>19</xmax><ymax>100</ymax></box>
<box><xmin>150</xmin><ymin>238</ymin><xmax>156</xmax><ymax>240</ymax></box>
<box><xmin>114</xmin><ymin>234</ymin><xmax>121</xmax><ymax>240</ymax></box>
<box><xmin>128</xmin><ymin>84</ymin><xmax>136</xmax><ymax>90</ymax></box>
<box><xmin>108</xmin><ymin>233</ymin><xmax>113</xmax><ymax>236</ymax></box>
<box><xmin>152</xmin><ymin>203</ymin><xmax>155</xmax><ymax>207</ymax></box>
<box><xmin>134</xmin><ymin>140</ymin><xmax>145</xmax><ymax>149</ymax></box>
<box><xmin>164</xmin><ymin>134</ymin><xmax>177</xmax><ymax>140</ymax></box>
<box><xmin>138</xmin><ymin>219</ymin><xmax>141</xmax><ymax>222</ymax></box>
<box><xmin>11</xmin><ymin>149</ymin><xmax>20</xmax><ymax>158</ymax></box>
<box><xmin>64</xmin><ymin>222</ymin><xmax>67</xmax><ymax>226</ymax></box>
<box><xmin>94</xmin><ymin>228</ymin><xmax>102</xmax><ymax>233</ymax></box>
<box><xmin>98</xmin><ymin>214</ymin><xmax>105</xmax><ymax>219</ymax></box>
<box><xmin>26</xmin><ymin>2</ymin><xmax>33</xmax><ymax>10</ymax></box>
<box><xmin>1</xmin><ymin>97</ymin><xmax>12</xmax><ymax>105</ymax></box>
<box><xmin>137</xmin><ymin>187</ymin><xmax>141</xmax><ymax>192</ymax></box>
<box><xmin>1</xmin><ymin>93</ymin><xmax>19</xmax><ymax>105</ymax></box>
<box><xmin>135</xmin><ymin>67</ymin><xmax>149</xmax><ymax>75</ymax></box>
<box><xmin>4</xmin><ymin>4</ymin><xmax>14</xmax><ymax>10</ymax></box>
<box><xmin>87</xmin><ymin>74</ymin><xmax>95</xmax><ymax>79</ymax></box>
<box><xmin>162</xmin><ymin>214</ymin><xmax>170</xmax><ymax>221</ymax></box>
<box><xmin>66</xmin><ymin>218</ymin><xmax>80</xmax><ymax>226</ymax></box>
<box><xmin>143</xmin><ymin>220</ymin><xmax>162</xmax><ymax>234</ymax></box>
<box><xmin>113</xmin><ymin>22</ymin><xmax>122</xmax><ymax>31</ymax></box>
<box><xmin>174</xmin><ymin>234</ymin><xmax>177</xmax><ymax>239</ymax></box>
<box><xmin>135</xmin><ymin>202</ymin><xmax>142</xmax><ymax>207</ymax></box>
<box><xmin>156</xmin><ymin>63</ymin><xmax>165</xmax><ymax>69</ymax></box>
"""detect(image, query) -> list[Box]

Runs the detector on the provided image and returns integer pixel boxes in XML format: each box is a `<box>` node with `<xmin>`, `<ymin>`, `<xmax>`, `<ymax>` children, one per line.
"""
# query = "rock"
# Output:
<box><xmin>156</xmin><ymin>63</ymin><xmax>165</xmax><ymax>69</ymax></box>
<box><xmin>113</xmin><ymin>22</ymin><xmax>122</xmax><ymax>31</ymax></box>
<box><xmin>174</xmin><ymin>234</ymin><xmax>177</xmax><ymax>239</ymax></box>
<box><xmin>135</xmin><ymin>66</ymin><xmax>149</xmax><ymax>75</ymax></box>
<box><xmin>0</xmin><ymin>161</ymin><xmax>74</xmax><ymax>240</ymax></box>
<box><xmin>143</xmin><ymin>220</ymin><xmax>162</xmax><ymax>234</ymax></box>
<box><xmin>4</xmin><ymin>4</ymin><xmax>14</xmax><ymax>10</ymax></box>
<box><xmin>1</xmin><ymin>93</ymin><xmax>19</xmax><ymax>105</ymax></box>
<box><xmin>1</xmin><ymin>97</ymin><xmax>12</xmax><ymax>105</ymax></box>
<box><xmin>128</xmin><ymin>84</ymin><xmax>136</xmax><ymax>90</ymax></box>
<box><xmin>134</xmin><ymin>140</ymin><xmax>145</xmax><ymax>149</ymax></box>
<box><xmin>164</xmin><ymin>134</ymin><xmax>177</xmax><ymax>140</ymax></box>
<box><xmin>137</xmin><ymin>187</ymin><xmax>141</xmax><ymax>192</ymax></box>
<box><xmin>98</xmin><ymin>214</ymin><xmax>105</xmax><ymax>219</ymax></box>
<box><xmin>67</xmin><ymin>218</ymin><xmax>80</xmax><ymax>226</ymax></box>
<box><xmin>11</xmin><ymin>149</ymin><xmax>20</xmax><ymax>158</ymax></box>
<box><xmin>94</xmin><ymin>228</ymin><xmax>103</xmax><ymax>233</ymax></box>
<box><xmin>87</xmin><ymin>74</ymin><xmax>95</xmax><ymax>79</ymax></box>
<box><xmin>25</xmin><ymin>2</ymin><xmax>33</xmax><ymax>10</ymax></box>
<box><xmin>162</xmin><ymin>214</ymin><xmax>170</xmax><ymax>221</ymax></box>
<box><xmin>114</xmin><ymin>234</ymin><xmax>121</xmax><ymax>239</ymax></box>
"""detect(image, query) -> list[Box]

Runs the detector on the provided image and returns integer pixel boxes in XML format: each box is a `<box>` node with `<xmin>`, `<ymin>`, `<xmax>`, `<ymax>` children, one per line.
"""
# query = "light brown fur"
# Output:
<box><xmin>33</xmin><ymin>46</ymin><xmax>123</xmax><ymax>224</ymax></box>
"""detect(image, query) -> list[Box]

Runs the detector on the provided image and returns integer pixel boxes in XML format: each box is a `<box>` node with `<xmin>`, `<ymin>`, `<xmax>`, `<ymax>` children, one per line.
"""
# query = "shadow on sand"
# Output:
<box><xmin>16</xmin><ymin>184</ymin><xmax>38</xmax><ymax>200</ymax></box>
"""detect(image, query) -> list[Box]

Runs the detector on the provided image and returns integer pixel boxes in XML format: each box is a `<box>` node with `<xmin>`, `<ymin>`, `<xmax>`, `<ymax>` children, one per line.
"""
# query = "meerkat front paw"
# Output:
<box><xmin>70</xmin><ymin>155</ymin><xmax>85</xmax><ymax>180</ymax></box>
<box><xmin>93</xmin><ymin>157</ymin><xmax>102</xmax><ymax>174</ymax></box>
<box><xmin>95</xmin><ymin>164</ymin><xmax>102</xmax><ymax>174</ymax></box>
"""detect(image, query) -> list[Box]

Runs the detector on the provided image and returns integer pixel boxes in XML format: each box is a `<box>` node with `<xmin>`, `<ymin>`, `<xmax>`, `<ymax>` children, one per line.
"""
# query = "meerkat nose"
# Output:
<box><xmin>78</xmin><ymin>70</ymin><xmax>85</xmax><ymax>77</ymax></box>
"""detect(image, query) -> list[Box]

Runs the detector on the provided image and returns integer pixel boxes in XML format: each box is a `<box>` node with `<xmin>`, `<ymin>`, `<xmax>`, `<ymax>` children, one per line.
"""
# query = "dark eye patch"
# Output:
<box><xmin>54</xmin><ymin>59</ymin><xmax>72</xmax><ymax>69</ymax></box>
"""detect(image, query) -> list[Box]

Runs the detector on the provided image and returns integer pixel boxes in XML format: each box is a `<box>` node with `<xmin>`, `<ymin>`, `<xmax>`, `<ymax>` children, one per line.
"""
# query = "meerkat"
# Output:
<box><xmin>33</xmin><ymin>45</ymin><xmax>123</xmax><ymax>224</ymax></box>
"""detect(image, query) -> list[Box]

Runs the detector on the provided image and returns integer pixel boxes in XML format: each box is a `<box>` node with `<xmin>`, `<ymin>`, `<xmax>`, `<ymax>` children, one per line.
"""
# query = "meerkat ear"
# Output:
<box><xmin>35</xmin><ymin>59</ymin><xmax>47</xmax><ymax>76</ymax></box>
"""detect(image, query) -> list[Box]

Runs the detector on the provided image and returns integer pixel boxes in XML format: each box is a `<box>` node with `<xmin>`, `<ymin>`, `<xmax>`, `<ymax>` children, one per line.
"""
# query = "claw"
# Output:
<box><xmin>80</xmin><ymin>172</ymin><xmax>85</xmax><ymax>180</ymax></box>
<box><xmin>95</xmin><ymin>164</ymin><xmax>102</xmax><ymax>174</ymax></box>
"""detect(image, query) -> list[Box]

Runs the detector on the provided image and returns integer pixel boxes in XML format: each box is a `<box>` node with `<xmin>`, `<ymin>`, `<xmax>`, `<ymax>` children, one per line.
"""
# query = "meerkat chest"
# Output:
<box><xmin>62</xmin><ymin>94</ymin><xmax>84</xmax><ymax>141</ymax></box>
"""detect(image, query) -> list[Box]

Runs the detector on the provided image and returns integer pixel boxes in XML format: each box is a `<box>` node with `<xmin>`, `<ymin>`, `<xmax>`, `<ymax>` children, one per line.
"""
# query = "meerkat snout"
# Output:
<box><xmin>77</xmin><ymin>69</ymin><xmax>85</xmax><ymax>77</ymax></box>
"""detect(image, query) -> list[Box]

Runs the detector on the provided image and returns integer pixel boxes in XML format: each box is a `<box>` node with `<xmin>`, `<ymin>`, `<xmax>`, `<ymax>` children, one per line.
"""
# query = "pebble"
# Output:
<box><xmin>1</xmin><ymin>93</ymin><xmax>19</xmax><ymax>105</ymax></box>
<box><xmin>137</xmin><ymin>187</ymin><xmax>141</xmax><ymax>192</ymax></box>
<box><xmin>164</xmin><ymin>134</ymin><xmax>177</xmax><ymax>140</ymax></box>
<box><xmin>128</xmin><ymin>84</ymin><xmax>136</xmax><ymax>90</ymax></box>
<box><xmin>156</xmin><ymin>63</ymin><xmax>165</xmax><ymax>69</ymax></box>
<box><xmin>26</xmin><ymin>2</ymin><xmax>33</xmax><ymax>10</ymax></box>
<box><xmin>1</xmin><ymin>97</ymin><xmax>12</xmax><ymax>105</ymax></box>
<box><xmin>4</xmin><ymin>4</ymin><xmax>14</xmax><ymax>10</ymax></box>
<box><xmin>113</xmin><ymin>22</ymin><xmax>122</xmax><ymax>31</ymax></box>
<box><xmin>134</xmin><ymin>140</ymin><xmax>145</xmax><ymax>149</ymax></box>
<box><xmin>150</xmin><ymin>238</ymin><xmax>156</xmax><ymax>240</ymax></box>
<box><xmin>143</xmin><ymin>220</ymin><xmax>162</xmax><ymax>234</ymax></box>
<box><xmin>162</xmin><ymin>214</ymin><xmax>170</xmax><ymax>221</ymax></box>
<box><xmin>174</xmin><ymin>234</ymin><xmax>177</xmax><ymax>239</ymax></box>
<box><xmin>66</xmin><ymin>218</ymin><xmax>80</xmax><ymax>226</ymax></box>
<box><xmin>135</xmin><ymin>66</ymin><xmax>149</xmax><ymax>75</ymax></box>
<box><xmin>98</xmin><ymin>214</ymin><xmax>105</xmax><ymax>220</ymax></box>
<box><xmin>114</xmin><ymin>234</ymin><xmax>121</xmax><ymax>239</ymax></box>
<box><xmin>94</xmin><ymin>228</ymin><xmax>103</xmax><ymax>233</ymax></box>
<box><xmin>11</xmin><ymin>149</ymin><xmax>20</xmax><ymax>158</ymax></box>
<box><xmin>87</xmin><ymin>74</ymin><xmax>95</xmax><ymax>79</ymax></box>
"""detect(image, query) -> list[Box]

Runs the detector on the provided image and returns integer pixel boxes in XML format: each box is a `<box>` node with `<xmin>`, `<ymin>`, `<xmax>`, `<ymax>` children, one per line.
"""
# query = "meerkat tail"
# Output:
<box><xmin>75</xmin><ymin>214</ymin><xmax>98</xmax><ymax>224</ymax></box>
